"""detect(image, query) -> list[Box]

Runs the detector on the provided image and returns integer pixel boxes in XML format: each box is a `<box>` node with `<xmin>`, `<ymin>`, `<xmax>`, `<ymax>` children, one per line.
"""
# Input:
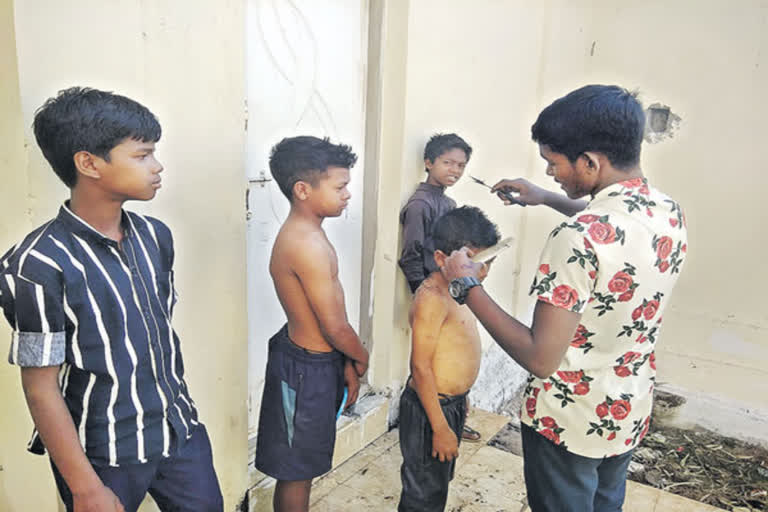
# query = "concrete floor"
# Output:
<box><xmin>307</xmin><ymin>408</ymin><xmax>726</xmax><ymax>512</ymax></box>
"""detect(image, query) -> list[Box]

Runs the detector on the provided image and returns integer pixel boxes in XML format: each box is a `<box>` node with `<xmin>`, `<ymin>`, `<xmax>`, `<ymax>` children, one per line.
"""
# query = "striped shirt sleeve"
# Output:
<box><xmin>3</xmin><ymin>255</ymin><xmax>66</xmax><ymax>367</ymax></box>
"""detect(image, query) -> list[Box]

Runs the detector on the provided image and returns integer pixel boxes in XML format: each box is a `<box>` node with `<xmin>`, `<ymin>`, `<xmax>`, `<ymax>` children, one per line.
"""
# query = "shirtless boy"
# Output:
<box><xmin>398</xmin><ymin>206</ymin><xmax>500</xmax><ymax>512</ymax></box>
<box><xmin>254</xmin><ymin>136</ymin><xmax>369</xmax><ymax>512</ymax></box>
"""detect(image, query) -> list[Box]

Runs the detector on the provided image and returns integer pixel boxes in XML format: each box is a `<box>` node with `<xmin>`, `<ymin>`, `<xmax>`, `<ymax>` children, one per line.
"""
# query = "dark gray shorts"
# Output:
<box><xmin>398</xmin><ymin>385</ymin><xmax>468</xmax><ymax>512</ymax></box>
<box><xmin>254</xmin><ymin>325</ymin><xmax>345</xmax><ymax>481</ymax></box>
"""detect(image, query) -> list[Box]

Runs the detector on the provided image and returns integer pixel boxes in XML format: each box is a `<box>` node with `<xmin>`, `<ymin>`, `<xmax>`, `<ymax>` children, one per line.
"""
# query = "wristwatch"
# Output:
<box><xmin>448</xmin><ymin>277</ymin><xmax>481</xmax><ymax>305</ymax></box>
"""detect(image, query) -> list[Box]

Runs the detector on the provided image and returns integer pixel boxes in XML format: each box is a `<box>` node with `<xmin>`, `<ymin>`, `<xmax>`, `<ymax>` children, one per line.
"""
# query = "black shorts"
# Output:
<box><xmin>398</xmin><ymin>384</ymin><xmax>468</xmax><ymax>512</ymax></box>
<box><xmin>254</xmin><ymin>325</ymin><xmax>345</xmax><ymax>481</ymax></box>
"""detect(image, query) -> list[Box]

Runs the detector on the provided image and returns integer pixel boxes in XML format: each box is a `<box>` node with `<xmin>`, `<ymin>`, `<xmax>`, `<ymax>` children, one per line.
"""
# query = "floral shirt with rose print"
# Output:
<box><xmin>521</xmin><ymin>177</ymin><xmax>687</xmax><ymax>458</ymax></box>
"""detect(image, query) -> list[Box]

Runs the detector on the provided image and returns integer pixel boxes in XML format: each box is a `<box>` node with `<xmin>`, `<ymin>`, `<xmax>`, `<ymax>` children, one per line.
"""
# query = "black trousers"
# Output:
<box><xmin>398</xmin><ymin>385</ymin><xmax>468</xmax><ymax>512</ymax></box>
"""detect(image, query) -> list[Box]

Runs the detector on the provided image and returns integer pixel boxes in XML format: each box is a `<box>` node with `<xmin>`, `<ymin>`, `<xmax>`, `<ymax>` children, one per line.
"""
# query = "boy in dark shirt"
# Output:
<box><xmin>398</xmin><ymin>133</ymin><xmax>482</xmax><ymax>442</ymax></box>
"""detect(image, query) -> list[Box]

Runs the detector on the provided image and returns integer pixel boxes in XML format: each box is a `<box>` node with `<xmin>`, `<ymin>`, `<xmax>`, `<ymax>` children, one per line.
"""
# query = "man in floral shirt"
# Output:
<box><xmin>440</xmin><ymin>85</ymin><xmax>687</xmax><ymax>511</ymax></box>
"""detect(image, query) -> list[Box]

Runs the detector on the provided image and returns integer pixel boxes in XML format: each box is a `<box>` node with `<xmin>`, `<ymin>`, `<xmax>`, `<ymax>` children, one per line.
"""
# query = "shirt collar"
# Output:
<box><xmin>589</xmin><ymin>177</ymin><xmax>648</xmax><ymax>206</ymax></box>
<box><xmin>418</xmin><ymin>182</ymin><xmax>446</xmax><ymax>194</ymax></box>
<box><xmin>57</xmin><ymin>201</ymin><xmax>131</xmax><ymax>247</ymax></box>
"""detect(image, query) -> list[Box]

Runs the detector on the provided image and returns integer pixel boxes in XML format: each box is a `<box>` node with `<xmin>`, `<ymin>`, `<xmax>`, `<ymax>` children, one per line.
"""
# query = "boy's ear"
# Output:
<box><xmin>73</xmin><ymin>150</ymin><xmax>102</xmax><ymax>180</ymax></box>
<box><xmin>292</xmin><ymin>180</ymin><xmax>312</xmax><ymax>201</ymax></box>
<box><xmin>433</xmin><ymin>249</ymin><xmax>448</xmax><ymax>268</ymax></box>
<box><xmin>581</xmin><ymin>151</ymin><xmax>602</xmax><ymax>174</ymax></box>
<box><xmin>424</xmin><ymin>158</ymin><xmax>434</xmax><ymax>172</ymax></box>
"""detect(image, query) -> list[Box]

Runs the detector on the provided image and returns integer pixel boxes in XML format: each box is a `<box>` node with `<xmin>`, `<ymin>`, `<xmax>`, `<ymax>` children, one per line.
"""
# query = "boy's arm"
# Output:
<box><xmin>294</xmin><ymin>237</ymin><xmax>369</xmax><ymax>367</ymax></box>
<box><xmin>409</xmin><ymin>293</ymin><xmax>459</xmax><ymax>462</ymax></box>
<box><xmin>21</xmin><ymin>367</ymin><xmax>124</xmax><ymax>512</ymax></box>
<box><xmin>491</xmin><ymin>178</ymin><xmax>588</xmax><ymax>217</ymax></box>
<box><xmin>398</xmin><ymin>201</ymin><xmax>432</xmax><ymax>292</ymax></box>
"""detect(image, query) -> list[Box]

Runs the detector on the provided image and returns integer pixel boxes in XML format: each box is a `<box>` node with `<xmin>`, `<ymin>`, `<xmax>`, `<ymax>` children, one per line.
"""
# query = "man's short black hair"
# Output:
<box><xmin>531</xmin><ymin>85</ymin><xmax>645</xmax><ymax>169</ymax></box>
<box><xmin>432</xmin><ymin>206</ymin><xmax>500</xmax><ymax>255</ymax></box>
<box><xmin>269</xmin><ymin>136</ymin><xmax>357</xmax><ymax>200</ymax></box>
<box><xmin>423</xmin><ymin>133</ymin><xmax>473</xmax><ymax>172</ymax></box>
<box><xmin>33</xmin><ymin>87</ymin><xmax>161</xmax><ymax>187</ymax></box>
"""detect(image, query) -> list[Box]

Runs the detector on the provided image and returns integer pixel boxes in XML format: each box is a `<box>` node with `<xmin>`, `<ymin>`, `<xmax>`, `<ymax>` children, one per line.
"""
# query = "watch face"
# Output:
<box><xmin>449</xmin><ymin>280</ymin><xmax>463</xmax><ymax>298</ymax></box>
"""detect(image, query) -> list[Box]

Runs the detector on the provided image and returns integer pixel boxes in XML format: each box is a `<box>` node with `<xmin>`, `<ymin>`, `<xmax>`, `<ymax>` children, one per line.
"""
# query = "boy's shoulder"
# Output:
<box><xmin>274</xmin><ymin>219</ymin><xmax>334</xmax><ymax>266</ymax></box>
<box><xmin>410</xmin><ymin>277</ymin><xmax>452</xmax><ymax>317</ymax></box>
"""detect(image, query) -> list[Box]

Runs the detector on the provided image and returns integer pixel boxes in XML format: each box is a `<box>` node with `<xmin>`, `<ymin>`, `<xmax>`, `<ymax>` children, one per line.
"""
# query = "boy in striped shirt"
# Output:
<box><xmin>0</xmin><ymin>87</ymin><xmax>222</xmax><ymax>512</ymax></box>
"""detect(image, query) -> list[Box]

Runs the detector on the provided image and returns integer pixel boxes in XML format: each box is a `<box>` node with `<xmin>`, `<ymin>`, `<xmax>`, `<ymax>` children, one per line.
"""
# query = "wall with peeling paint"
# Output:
<box><xmin>0</xmin><ymin>1</ymin><xmax>248</xmax><ymax>510</ymax></box>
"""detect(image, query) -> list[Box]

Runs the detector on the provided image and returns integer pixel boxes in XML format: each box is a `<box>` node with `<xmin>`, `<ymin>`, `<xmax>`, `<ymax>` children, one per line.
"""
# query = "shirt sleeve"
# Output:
<box><xmin>398</xmin><ymin>200</ymin><xmax>433</xmax><ymax>286</ymax></box>
<box><xmin>2</xmin><ymin>257</ymin><xmax>66</xmax><ymax>367</ymax></box>
<box><xmin>529</xmin><ymin>225</ymin><xmax>598</xmax><ymax>314</ymax></box>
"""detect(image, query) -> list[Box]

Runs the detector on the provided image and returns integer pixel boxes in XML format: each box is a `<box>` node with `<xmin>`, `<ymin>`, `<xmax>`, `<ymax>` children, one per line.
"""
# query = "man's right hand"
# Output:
<box><xmin>73</xmin><ymin>484</ymin><xmax>125</xmax><ymax>512</ymax></box>
<box><xmin>491</xmin><ymin>178</ymin><xmax>548</xmax><ymax>206</ymax></box>
<box><xmin>431</xmin><ymin>424</ymin><xmax>459</xmax><ymax>462</ymax></box>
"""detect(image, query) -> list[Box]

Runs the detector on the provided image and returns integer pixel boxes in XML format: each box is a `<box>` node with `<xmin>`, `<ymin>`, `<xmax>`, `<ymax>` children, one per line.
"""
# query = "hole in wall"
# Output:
<box><xmin>644</xmin><ymin>102</ymin><xmax>681</xmax><ymax>143</ymax></box>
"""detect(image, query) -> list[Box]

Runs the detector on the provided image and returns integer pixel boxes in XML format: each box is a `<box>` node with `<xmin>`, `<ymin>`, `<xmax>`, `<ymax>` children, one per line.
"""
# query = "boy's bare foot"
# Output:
<box><xmin>462</xmin><ymin>425</ymin><xmax>482</xmax><ymax>442</ymax></box>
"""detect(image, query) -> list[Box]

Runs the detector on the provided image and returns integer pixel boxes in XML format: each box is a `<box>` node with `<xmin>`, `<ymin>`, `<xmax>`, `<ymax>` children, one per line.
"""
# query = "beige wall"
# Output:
<box><xmin>1</xmin><ymin>1</ymin><xmax>248</xmax><ymax>510</ymax></box>
<box><xmin>368</xmin><ymin>0</ymin><xmax>768</xmax><ymax>416</ymax></box>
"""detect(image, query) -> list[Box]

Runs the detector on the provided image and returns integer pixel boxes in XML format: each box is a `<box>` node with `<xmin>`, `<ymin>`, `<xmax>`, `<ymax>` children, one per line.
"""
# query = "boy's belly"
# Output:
<box><xmin>431</xmin><ymin>347</ymin><xmax>481</xmax><ymax>396</ymax></box>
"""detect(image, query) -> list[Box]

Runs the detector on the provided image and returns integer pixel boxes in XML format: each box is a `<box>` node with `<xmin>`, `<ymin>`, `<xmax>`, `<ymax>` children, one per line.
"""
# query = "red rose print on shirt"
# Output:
<box><xmin>539</xmin><ymin>264</ymin><xmax>550</xmax><ymax>274</ymax></box>
<box><xmin>540</xmin><ymin>416</ymin><xmax>557</xmax><ymax>428</ymax></box>
<box><xmin>649</xmin><ymin>352</ymin><xmax>656</xmax><ymax>370</ymax></box>
<box><xmin>551</xmin><ymin>284</ymin><xmax>579</xmax><ymax>310</ymax></box>
<box><xmin>557</xmin><ymin>370</ymin><xmax>584</xmax><ymax>383</ymax></box>
<box><xmin>622</xmin><ymin>178</ymin><xmax>643</xmax><ymax>188</ymax></box>
<box><xmin>656</xmin><ymin>236</ymin><xmax>673</xmax><ymax>260</ymax></box>
<box><xmin>659</xmin><ymin>261</ymin><xmax>670</xmax><ymax>273</ymax></box>
<box><xmin>526</xmin><ymin>397</ymin><xmax>537</xmax><ymax>418</ymax></box>
<box><xmin>643</xmin><ymin>300</ymin><xmax>660</xmax><ymax>320</ymax></box>
<box><xmin>608</xmin><ymin>272</ymin><xmax>633</xmax><ymax>294</ymax></box>
<box><xmin>610</xmin><ymin>400</ymin><xmax>631</xmax><ymax>420</ymax></box>
<box><xmin>540</xmin><ymin>428</ymin><xmax>561</xmax><ymax>444</ymax></box>
<box><xmin>578</xmin><ymin>214</ymin><xmax>600</xmax><ymax>224</ymax></box>
<box><xmin>589</xmin><ymin>222</ymin><xmax>617</xmax><ymax>244</ymax></box>
<box><xmin>574</xmin><ymin>382</ymin><xmax>590</xmax><ymax>395</ymax></box>
<box><xmin>596</xmin><ymin>402</ymin><xmax>609</xmax><ymax>418</ymax></box>
<box><xmin>614</xmin><ymin>365</ymin><xmax>632</xmax><ymax>378</ymax></box>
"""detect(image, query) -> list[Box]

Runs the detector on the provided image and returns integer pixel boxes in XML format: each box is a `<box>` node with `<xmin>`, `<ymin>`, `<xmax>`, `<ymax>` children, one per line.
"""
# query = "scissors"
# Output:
<box><xmin>469</xmin><ymin>175</ymin><xmax>526</xmax><ymax>207</ymax></box>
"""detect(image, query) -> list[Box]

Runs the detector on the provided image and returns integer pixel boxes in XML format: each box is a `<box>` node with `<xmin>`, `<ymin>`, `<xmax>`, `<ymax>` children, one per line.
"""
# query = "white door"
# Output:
<box><xmin>245</xmin><ymin>0</ymin><xmax>369</xmax><ymax>437</ymax></box>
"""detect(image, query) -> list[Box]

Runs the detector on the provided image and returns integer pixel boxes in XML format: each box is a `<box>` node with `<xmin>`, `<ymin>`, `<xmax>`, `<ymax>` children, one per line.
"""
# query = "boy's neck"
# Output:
<box><xmin>424</xmin><ymin>177</ymin><xmax>446</xmax><ymax>189</ymax></box>
<box><xmin>70</xmin><ymin>187</ymin><xmax>126</xmax><ymax>242</ymax></box>
<box><xmin>288</xmin><ymin>202</ymin><xmax>325</xmax><ymax>228</ymax></box>
<box><xmin>426</xmin><ymin>270</ymin><xmax>450</xmax><ymax>291</ymax></box>
<box><xmin>592</xmin><ymin>165</ymin><xmax>644</xmax><ymax>197</ymax></box>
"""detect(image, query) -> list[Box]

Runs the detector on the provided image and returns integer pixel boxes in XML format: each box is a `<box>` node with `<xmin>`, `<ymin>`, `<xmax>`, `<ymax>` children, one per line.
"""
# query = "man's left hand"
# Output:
<box><xmin>441</xmin><ymin>247</ymin><xmax>486</xmax><ymax>282</ymax></box>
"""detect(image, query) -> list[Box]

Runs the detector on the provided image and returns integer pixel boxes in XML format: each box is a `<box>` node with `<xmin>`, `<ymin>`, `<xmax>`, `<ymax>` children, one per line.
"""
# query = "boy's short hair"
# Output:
<box><xmin>531</xmin><ymin>85</ymin><xmax>645</xmax><ymax>169</ymax></box>
<box><xmin>33</xmin><ymin>87</ymin><xmax>161</xmax><ymax>188</ymax></box>
<box><xmin>269</xmin><ymin>136</ymin><xmax>357</xmax><ymax>200</ymax></box>
<box><xmin>423</xmin><ymin>133</ymin><xmax>473</xmax><ymax>172</ymax></box>
<box><xmin>432</xmin><ymin>206</ymin><xmax>500</xmax><ymax>255</ymax></box>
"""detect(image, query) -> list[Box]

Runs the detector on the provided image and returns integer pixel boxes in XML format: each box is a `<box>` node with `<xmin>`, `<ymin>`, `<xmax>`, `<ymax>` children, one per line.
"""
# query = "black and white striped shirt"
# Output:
<box><xmin>0</xmin><ymin>203</ymin><xmax>198</xmax><ymax>467</ymax></box>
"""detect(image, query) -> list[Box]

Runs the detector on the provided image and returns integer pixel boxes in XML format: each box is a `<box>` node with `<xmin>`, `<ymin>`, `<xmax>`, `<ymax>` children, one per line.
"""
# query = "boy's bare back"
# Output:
<box><xmin>410</xmin><ymin>273</ymin><xmax>482</xmax><ymax>396</ymax></box>
<box><xmin>270</xmin><ymin>216</ymin><xmax>346</xmax><ymax>353</ymax></box>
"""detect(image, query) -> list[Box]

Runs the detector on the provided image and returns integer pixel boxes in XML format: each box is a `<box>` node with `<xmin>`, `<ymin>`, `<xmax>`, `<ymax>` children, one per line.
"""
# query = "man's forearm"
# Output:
<box><xmin>464</xmin><ymin>287</ymin><xmax>542</xmax><ymax>375</ymax></box>
<box><xmin>21</xmin><ymin>369</ymin><xmax>102</xmax><ymax>496</ymax></box>
<box><xmin>542</xmin><ymin>190</ymin><xmax>589</xmax><ymax>217</ymax></box>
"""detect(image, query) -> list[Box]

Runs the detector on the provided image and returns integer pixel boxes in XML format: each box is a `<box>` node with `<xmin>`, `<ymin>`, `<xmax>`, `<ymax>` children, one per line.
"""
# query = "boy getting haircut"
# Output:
<box><xmin>398</xmin><ymin>133</ymin><xmax>472</xmax><ymax>294</ymax></box>
<box><xmin>0</xmin><ymin>87</ymin><xmax>223</xmax><ymax>512</ymax></box>
<box><xmin>398</xmin><ymin>206</ymin><xmax>499</xmax><ymax>512</ymax></box>
<box><xmin>255</xmin><ymin>136</ymin><xmax>369</xmax><ymax>512</ymax></box>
